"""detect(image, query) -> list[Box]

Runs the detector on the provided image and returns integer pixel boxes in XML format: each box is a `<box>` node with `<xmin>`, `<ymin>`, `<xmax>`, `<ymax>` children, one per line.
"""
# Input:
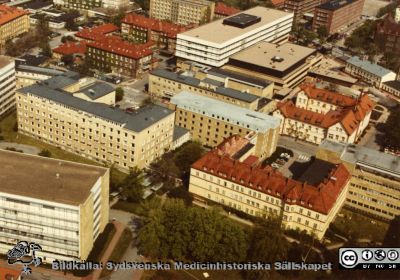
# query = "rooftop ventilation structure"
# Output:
<box><xmin>222</xmin><ymin>13</ymin><xmax>261</xmax><ymax>29</ymax></box>
<box><xmin>271</xmin><ymin>56</ymin><xmax>284</xmax><ymax>63</ymax></box>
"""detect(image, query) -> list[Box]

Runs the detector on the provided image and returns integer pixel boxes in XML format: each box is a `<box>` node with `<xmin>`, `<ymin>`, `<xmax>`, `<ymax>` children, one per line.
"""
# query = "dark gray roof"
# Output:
<box><xmin>19</xmin><ymin>84</ymin><xmax>174</xmax><ymax>132</ymax></box>
<box><xmin>42</xmin><ymin>75</ymin><xmax>77</xmax><ymax>89</ymax></box>
<box><xmin>16</xmin><ymin>65</ymin><xmax>65</xmax><ymax>76</ymax></box>
<box><xmin>79</xmin><ymin>82</ymin><xmax>114</xmax><ymax>100</ymax></box>
<box><xmin>298</xmin><ymin>159</ymin><xmax>336</xmax><ymax>185</ymax></box>
<box><xmin>173</xmin><ymin>126</ymin><xmax>189</xmax><ymax>141</ymax></box>
<box><xmin>383</xmin><ymin>80</ymin><xmax>400</xmax><ymax>91</ymax></box>
<box><xmin>151</xmin><ymin>69</ymin><xmax>259</xmax><ymax>103</ymax></box>
<box><xmin>18</xmin><ymin>54</ymin><xmax>49</xmax><ymax>66</ymax></box>
<box><xmin>201</xmin><ymin>78</ymin><xmax>224</xmax><ymax>87</ymax></box>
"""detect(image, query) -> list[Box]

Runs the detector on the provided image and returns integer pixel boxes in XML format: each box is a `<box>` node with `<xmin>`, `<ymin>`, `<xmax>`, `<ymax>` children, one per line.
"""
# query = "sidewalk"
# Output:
<box><xmin>91</xmin><ymin>221</ymin><xmax>125</xmax><ymax>280</ymax></box>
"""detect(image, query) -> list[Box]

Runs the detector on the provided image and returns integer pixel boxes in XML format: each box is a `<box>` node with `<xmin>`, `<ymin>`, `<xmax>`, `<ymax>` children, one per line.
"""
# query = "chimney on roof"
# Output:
<box><xmin>56</xmin><ymin>173</ymin><xmax>60</xmax><ymax>179</ymax></box>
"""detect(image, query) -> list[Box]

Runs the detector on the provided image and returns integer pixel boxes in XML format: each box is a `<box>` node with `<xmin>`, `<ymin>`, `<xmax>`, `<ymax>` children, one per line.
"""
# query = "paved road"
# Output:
<box><xmin>0</xmin><ymin>142</ymin><xmax>40</xmax><ymax>155</ymax></box>
<box><xmin>108</xmin><ymin>210</ymin><xmax>144</xmax><ymax>280</ymax></box>
<box><xmin>277</xmin><ymin>136</ymin><xmax>318</xmax><ymax>157</ymax></box>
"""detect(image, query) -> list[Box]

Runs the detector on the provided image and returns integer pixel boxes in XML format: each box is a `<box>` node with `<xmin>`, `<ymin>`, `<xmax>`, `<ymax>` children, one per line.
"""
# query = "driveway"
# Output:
<box><xmin>277</xmin><ymin>136</ymin><xmax>318</xmax><ymax>157</ymax></box>
<box><xmin>0</xmin><ymin>142</ymin><xmax>40</xmax><ymax>155</ymax></box>
<box><xmin>109</xmin><ymin>210</ymin><xmax>144</xmax><ymax>280</ymax></box>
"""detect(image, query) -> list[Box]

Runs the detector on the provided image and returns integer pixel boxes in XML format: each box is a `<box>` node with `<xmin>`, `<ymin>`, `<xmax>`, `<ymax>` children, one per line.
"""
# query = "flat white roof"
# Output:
<box><xmin>171</xmin><ymin>91</ymin><xmax>280</xmax><ymax>133</ymax></box>
<box><xmin>178</xmin><ymin>6</ymin><xmax>293</xmax><ymax>45</ymax></box>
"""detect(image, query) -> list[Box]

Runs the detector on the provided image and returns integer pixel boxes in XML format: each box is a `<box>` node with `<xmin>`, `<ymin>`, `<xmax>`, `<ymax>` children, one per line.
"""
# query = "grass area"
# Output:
<box><xmin>101</xmin><ymin>228</ymin><xmax>133</xmax><ymax>277</ymax></box>
<box><xmin>0</xmin><ymin>113</ymin><xmax>128</xmax><ymax>182</ymax></box>
<box><xmin>331</xmin><ymin>208</ymin><xmax>389</xmax><ymax>242</ymax></box>
<box><xmin>142</xmin><ymin>269</ymin><xmax>244</xmax><ymax>280</ymax></box>
<box><xmin>111</xmin><ymin>200</ymin><xmax>143</xmax><ymax>215</ymax></box>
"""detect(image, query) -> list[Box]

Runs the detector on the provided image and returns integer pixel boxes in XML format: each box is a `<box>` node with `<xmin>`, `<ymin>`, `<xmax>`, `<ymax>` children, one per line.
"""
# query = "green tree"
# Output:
<box><xmin>317</xmin><ymin>26</ymin><xmax>329</xmax><ymax>41</ymax></box>
<box><xmin>381</xmin><ymin>108</ymin><xmax>400</xmax><ymax>150</ymax></box>
<box><xmin>244</xmin><ymin>218</ymin><xmax>288</xmax><ymax>280</ymax></box>
<box><xmin>345</xmin><ymin>20</ymin><xmax>377</xmax><ymax>53</ymax></box>
<box><xmin>120</xmin><ymin>168</ymin><xmax>144</xmax><ymax>203</ymax></box>
<box><xmin>115</xmin><ymin>87</ymin><xmax>124</xmax><ymax>102</ymax></box>
<box><xmin>38</xmin><ymin>149</ymin><xmax>51</xmax><ymax>157</ymax></box>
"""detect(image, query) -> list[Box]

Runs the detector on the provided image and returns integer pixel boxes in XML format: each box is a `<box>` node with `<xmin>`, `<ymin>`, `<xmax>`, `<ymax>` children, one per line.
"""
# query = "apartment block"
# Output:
<box><xmin>16</xmin><ymin>72</ymin><xmax>176</xmax><ymax>170</ymax></box>
<box><xmin>75</xmin><ymin>23</ymin><xmax>119</xmax><ymax>41</ymax></box>
<box><xmin>86</xmin><ymin>37</ymin><xmax>154</xmax><ymax>78</ymax></box>
<box><xmin>170</xmin><ymin>91</ymin><xmax>280</xmax><ymax>159</ymax></box>
<box><xmin>149</xmin><ymin>0</ymin><xmax>215</xmax><ymax>25</ymax></box>
<box><xmin>149</xmin><ymin>68</ymin><xmax>275</xmax><ymax>112</ymax></box>
<box><xmin>0</xmin><ymin>56</ymin><xmax>16</xmax><ymax>117</ymax></box>
<box><xmin>273</xmin><ymin>84</ymin><xmax>375</xmax><ymax>144</ymax></box>
<box><xmin>0</xmin><ymin>5</ymin><xmax>30</xmax><ymax>49</ymax></box>
<box><xmin>53</xmin><ymin>0</ymin><xmax>102</xmax><ymax>10</ymax></box>
<box><xmin>317</xmin><ymin>140</ymin><xmax>400</xmax><ymax>221</ymax></box>
<box><xmin>375</xmin><ymin>12</ymin><xmax>400</xmax><ymax>55</ymax></box>
<box><xmin>189</xmin><ymin>136</ymin><xmax>351</xmax><ymax>239</ymax></box>
<box><xmin>284</xmin><ymin>0</ymin><xmax>326</xmax><ymax>22</ymax></box>
<box><xmin>121</xmin><ymin>13</ymin><xmax>187</xmax><ymax>53</ymax></box>
<box><xmin>223</xmin><ymin>42</ymin><xmax>322</xmax><ymax>92</ymax></box>
<box><xmin>175</xmin><ymin>6</ymin><xmax>293</xmax><ymax>67</ymax></box>
<box><xmin>312</xmin><ymin>0</ymin><xmax>365</xmax><ymax>34</ymax></box>
<box><xmin>0</xmin><ymin>149</ymin><xmax>109</xmax><ymax>262</ymax></box>
<box><xmin>345</xmin><ymin>56</ymin><xmax>397</xmax><ymax>88</ymax></box>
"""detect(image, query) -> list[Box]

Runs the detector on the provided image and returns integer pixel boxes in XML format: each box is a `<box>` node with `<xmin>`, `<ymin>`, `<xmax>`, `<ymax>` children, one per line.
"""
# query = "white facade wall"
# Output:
<box><xmin>0</xmin><ymin>59</ymin><xmax>16</xmax><ymax>117</ymax></box>
<box><xmin>175</xmin><ymin>14</ymin><xmax>293</xmax><ymax>67</ymax></box>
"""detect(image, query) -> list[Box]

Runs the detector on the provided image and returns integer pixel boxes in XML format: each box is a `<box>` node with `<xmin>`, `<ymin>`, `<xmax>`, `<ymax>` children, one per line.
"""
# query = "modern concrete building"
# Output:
<box><xmin>149</xmin><ymin>68</ymin><xmax>275</xmax><ymax>112</ymax></box>
<box><xmin>0</xmin><ymin>5</ymin><xmax>29</xmax><ymax>49</ymax></box>
<box><xmin>312</xmin><ymin>0</ymin><xmax>365</xmax><ymax>34</ymax></box>
<box><xmin>54</xmin><ymin>0</ymin><xmax>128</xmax><ymax>11</ymax></box>
<box><xmin>284</xmin><ymin>0</ymin><xmax>326</xmax><ymax>22</ymax></box>
<box><xmin>223</xmin><ymin>42</ymin><xmax>322</xmax><ymax>92</ymax></box>
<box><xmin>149</xmin><ymin>0</ymin><xmax>215</xmax><ymax>25</ymax></box>
<box><xmin>0</xmin><ymin>149</ymin><xmax>109</xmax><ymax>262</ymax></box>
<box><xmin>273</xmin><ymin>84</ymin><xmax>375</xmax><ymax>144</ymax></box>
<box><xmin>317</xmin><ymin>140</ymin><xmax>400</xmax><ymax>221</ymax></box>
<box><xmin>16</xmin><ymin>72</ymin><xmax>176</xmax><ymax>170</ymax></box>
<box><xmin>170</xmin><ymin>91</ymin><xmax>280</xmax><ymax>159</ymax></box>
<box><xmin>345</xmin><ymin>56</ymin><xmax>397</xmax><ymax>88</ymax></box>
<box><xmin>189</xmin><ymin>135</ymin><xmax>351</xmax><ymax>239</ymax></box>
<box><xmin>0</xmin><ymin>56</ymin><xmax>16</xmax><ymax>118</ymax></box>
<box><xmin>121</xmin><ymin>13</ymin><xmax>188</xmax><ymax>53</ymax></box>
<box><xmin>175</xmin><ymin>6</ymin><xmax>293</xmax><ymax>67</ymax></box>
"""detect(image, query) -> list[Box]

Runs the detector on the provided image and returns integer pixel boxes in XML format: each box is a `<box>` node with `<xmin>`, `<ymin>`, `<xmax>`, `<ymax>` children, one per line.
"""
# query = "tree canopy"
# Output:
<box><xmin>137</xmin><ymin>199</ymin><xmax>248</xmax><ymax>261</ymax></box>
<box><xmin>344</xmin><ymin>20</ymin><xmax>377</xmax><ymax>53</ymax></box>
<box><xmin>381</xmin><ymin>108</ymin><xmax>400</xmax><ymax>150</ymax></box>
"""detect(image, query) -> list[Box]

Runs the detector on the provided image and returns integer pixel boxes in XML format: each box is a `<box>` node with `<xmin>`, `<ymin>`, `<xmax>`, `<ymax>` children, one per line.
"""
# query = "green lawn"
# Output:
<box><xmin>111</xmin><ymin>200</ymin><xmax>143</xmax><ymax>215</ymax></box>
<box><xmin>331</xmin><ymin>208</ymin><xmax>389</xmax><ymax>242</ymax></box>
<box><xmin>101</xmin><ymin>228</ymin><xmax>133</xmax><ymax>277</ymax></box>
<box><xmin>0</xmin><ymin>112</ymin><xmax>128</xmax><ymax>182</ymax></box>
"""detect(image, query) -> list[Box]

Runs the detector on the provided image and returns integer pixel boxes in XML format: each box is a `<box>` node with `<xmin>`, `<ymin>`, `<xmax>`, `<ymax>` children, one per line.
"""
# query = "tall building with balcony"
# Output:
<box><xmin>0</xmin><ymin>5</ymin><xmax>30</xmax><ymax>49</ymax></box>
<box><xmin>0</xmin><ymin>56</ymin><xmax>15</xmax><ymax>117</ymax></box>
<box><xmin>189</xmin><ymin>135</ymin><xmax>351</xmax><ymax>239</ymax></box>
<box><xmin>312</xmin><ymin>0</ymin><xmax>365</xmax><ymax>34</ymax></box>
<box><xmin>175</xmin><ymin>6</ymin><xmax>293</xmax><ymax>67</ymax></box>
<box><xmin>284</xmin><ymin>0</ymin><xmax>326</xmax><ymax>22</ymax></box>
<box><xmin>0</xmin><ymin>149</ymin><xmax>109</xmax><ymax>262</ymax></box>
<box><xmin>149</xmin><ymin>0</ymin><xmax>215</xmax><ymax>25</ymax></box>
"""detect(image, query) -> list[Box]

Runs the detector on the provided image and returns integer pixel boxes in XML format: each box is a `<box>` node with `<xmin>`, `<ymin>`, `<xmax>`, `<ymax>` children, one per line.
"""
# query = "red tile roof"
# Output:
<box><xmin>192</xmin><ymin>151</ymin><xmax>350</xmax><ymax>215</ymax></box>
<box><xmin>0</xmin><ymin>266</ymin><xmax>21</xmax><ymax>280</ymax></box>
<box><xmin>122</xmin><ymin>13</ymin><xmax>187</xmax><ymax>39</ymax></box>
<box><xmin>215</xmin><ymin>134</ymin><xmax>251</xmax><ymax>158</ymax></box>
<box><xmin>214</xmin><ymin>2</ymin><xmax>240</xmax><ymax>16</ymax></box>
<box><xmin>301</xmin><ymin>84</ymin><xmax>357</xmax><ymax>107</ymax></box>
<box><xmin>271</xmin><ymin>0</ymin><xmax>285</xmax><ymax>7</ymax></box>
<box><xmin>0</xmin><ymin>4</ymin><xmax>28</xmax><ymax>26</ymax></box>
<box><xmin>87</xmin><ymin>37</ymin><xmax>153</xmax><ymax>60</ymax></box>
<box><xmin>75</xmin><ymin>23</ymin><xmax>119</xmax><ymax>41</ymax></box>
<box><xmin>53</xmin><ymin>41</ymin><xmax>87</xmax><ymax>55</ymax></box>
<box><xmin>277</xmin><ymin>100</ymin><xmax>365</xmax><ymax>135</ymax></box>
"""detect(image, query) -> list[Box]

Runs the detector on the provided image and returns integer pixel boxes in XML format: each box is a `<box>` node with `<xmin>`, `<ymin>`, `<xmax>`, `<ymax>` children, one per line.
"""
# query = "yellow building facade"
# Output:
<box><xmin>0</xmin><ymin>5</ymin><xmax>30</xmax><ymax>49</ymax></box>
